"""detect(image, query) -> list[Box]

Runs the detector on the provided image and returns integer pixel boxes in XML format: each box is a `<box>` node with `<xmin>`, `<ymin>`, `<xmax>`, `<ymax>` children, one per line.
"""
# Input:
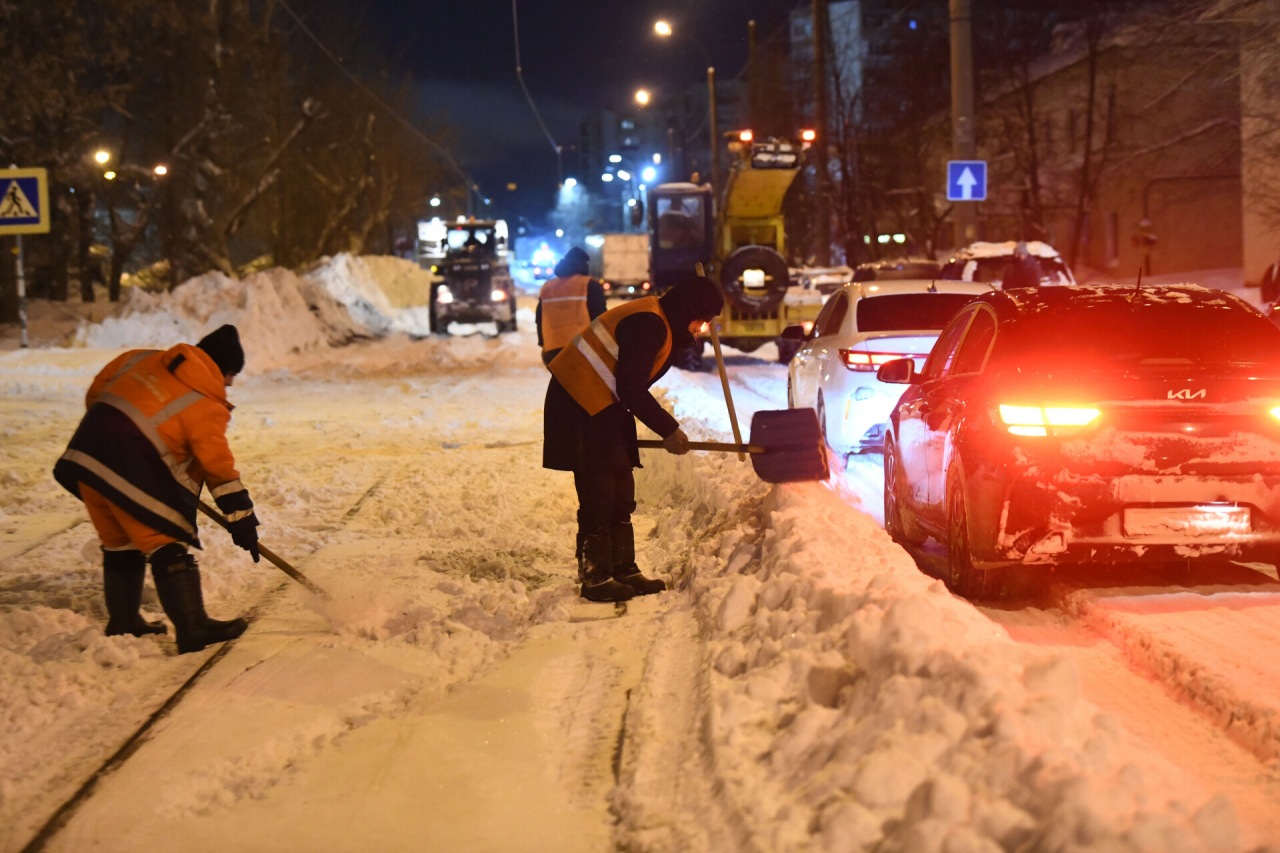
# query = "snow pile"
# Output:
<box><xmin>301</xmin><ymin>253</ymin><xmax>434</xmax><ymax>336</ymax></box>
<box><xmin>622</xmin><ymin>412</ymin><xmax>1243</xmax><ymax>851</ymax></box>
<box><xmin>81</xmin><ymin>266</ymin><xmax>367</xmax><ymax>374</ymax></box>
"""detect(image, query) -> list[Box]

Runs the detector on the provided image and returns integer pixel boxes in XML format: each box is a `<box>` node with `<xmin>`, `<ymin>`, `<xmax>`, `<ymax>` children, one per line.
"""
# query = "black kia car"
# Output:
<box><xmin>877</xmin><ymin>284</ymin><xmax>1280</xmax><ymax>598</ymax></box>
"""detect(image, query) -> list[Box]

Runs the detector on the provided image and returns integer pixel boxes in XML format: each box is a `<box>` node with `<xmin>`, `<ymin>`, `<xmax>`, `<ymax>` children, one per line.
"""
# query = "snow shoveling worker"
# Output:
<box><xmin>53</xmin><ymin>324</ymin><xmax>260</xmax><ymax>654</ymax></box>
<box><xmin>536</xmin><ymin>246</ymin><xmax>607</xmax><ymax>367</ymax></box>
<box><xmin>544</xmin><ymin>276</ymin><xmax>724</xmax><ymax>603</ymax></box>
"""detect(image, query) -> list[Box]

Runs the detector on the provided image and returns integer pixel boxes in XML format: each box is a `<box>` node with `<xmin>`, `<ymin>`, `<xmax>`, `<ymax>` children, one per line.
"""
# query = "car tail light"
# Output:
<box><xmin>840</xmin><ymin>350</ymin><xmax>902</xmax><ymax>372</ymax></box>
<box><xmin>998</xmin><ymin>404</ymin><xmax>1100</xmax><ymax>437</ymax></box>
<box><xmin>490</xmin><ymin>289</ymin><xmax>506</xmax><ymax>302</ymax></box>
<box><xmin>642</xmin><ymin>281</ymin><xmax>651</xmax><ymax>290</ymax></box>
<box><xmin>802</xmin><ymin>321</ymin><xmax>814</xmax><ymax>334</ymax></box>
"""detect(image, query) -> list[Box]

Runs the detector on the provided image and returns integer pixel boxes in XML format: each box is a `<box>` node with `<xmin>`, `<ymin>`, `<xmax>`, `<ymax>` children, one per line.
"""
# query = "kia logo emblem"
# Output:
<box><xmin>1168</xmin><ymin>389</ymin><xmax>1206</xmax><ymax>400</ymax></box>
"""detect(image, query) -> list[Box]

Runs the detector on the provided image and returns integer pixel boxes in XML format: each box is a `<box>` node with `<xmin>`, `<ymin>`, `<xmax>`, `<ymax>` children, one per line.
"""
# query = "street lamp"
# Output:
<box><xmin>564</xmin><ymin>177</ymin><xmax>577</xmax><ymax>189</ymax></box>
<box><xmin>635</xmin><ymin>89</ymin><xmax>651</xmax><ymax>106</ymax></box>
<box><xmin>94</xmin><ymin>150</ymin><xmax>111</xmax><ymax>164</ymax></box>
<box><xmin>430</xmin><ymin>196</ymin><xmax>442</xmax><ymax>207</ymax></box>
<box><xmin>651</xmin><ymin>20</ymin><xmax>718</xmax><ymax>195</ymax></box>
<box><xmin>154</xmin><ymin>165</ymin><xmax>168</xmax><ymax>176</ymax></box>
<box><xmin>103</xmin><ymin>171</ymin><xmax>117</xmax><ymax>180</ymax></box>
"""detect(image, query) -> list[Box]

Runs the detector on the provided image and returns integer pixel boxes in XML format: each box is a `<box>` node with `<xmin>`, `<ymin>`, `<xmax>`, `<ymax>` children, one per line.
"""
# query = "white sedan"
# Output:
<box><xmin>786</xmin><ymin>279</ymin><xmax>993</xmax><ymax>457</ymax></box>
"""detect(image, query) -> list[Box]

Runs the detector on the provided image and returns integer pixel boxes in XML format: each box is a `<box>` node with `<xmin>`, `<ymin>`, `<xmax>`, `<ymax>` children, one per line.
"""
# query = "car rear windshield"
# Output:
<box><xmin>855</xmin><ymin>293</ymin><xmax>978</xmax><ymax>332</ymax></box>
<box><xmin>1001</xmin><ymin>297</ymin><xmax>1280</xmax><ymax>366</ymax></box>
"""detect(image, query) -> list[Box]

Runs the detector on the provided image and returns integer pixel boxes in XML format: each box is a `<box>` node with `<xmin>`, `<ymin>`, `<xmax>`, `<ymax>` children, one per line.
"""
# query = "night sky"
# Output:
<box><xmin>360</xmin><ymin>0</ymin><xmax>800</xmax><ymax>226</ymax></box>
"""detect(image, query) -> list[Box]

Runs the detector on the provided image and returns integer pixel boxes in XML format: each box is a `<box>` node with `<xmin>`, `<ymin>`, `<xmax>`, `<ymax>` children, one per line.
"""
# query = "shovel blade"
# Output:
<box><xmin>748</xmin><ymin>409</ymin><xmax>830</xmax><ymax>483</ymax></box>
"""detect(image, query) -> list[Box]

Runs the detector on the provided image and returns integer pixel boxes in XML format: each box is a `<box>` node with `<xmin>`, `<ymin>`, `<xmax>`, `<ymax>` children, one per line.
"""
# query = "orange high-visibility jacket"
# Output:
<box><xmin>54</xmin><ymin>344</ymin><xmax>251</xmax><ymax>546</ymax></box>
<box><xmin>538</xmin><ymin>274</ymin><xmax>592</xmax><ymax>352</ymax></box>
<box><xmin>548</xmin><ymin>296</ymin><xmax>672</xmax><ymax>416</ymax></box>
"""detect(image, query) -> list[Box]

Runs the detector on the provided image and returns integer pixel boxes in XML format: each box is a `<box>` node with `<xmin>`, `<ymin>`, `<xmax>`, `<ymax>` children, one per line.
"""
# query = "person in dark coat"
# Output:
<box><xmin>1001</xmin><ymin>242</ymin><xmax>1043</xmax><ymax>290</ymax></box>
<box><xmin>543</xmin><ymin>276</ymin><xmax>724</xmax><ymax>602</ymax></box>
<box><xmin>535</xmin><ymin>247</ymin><xmax>607</xmax><ymax>367</ymax></box>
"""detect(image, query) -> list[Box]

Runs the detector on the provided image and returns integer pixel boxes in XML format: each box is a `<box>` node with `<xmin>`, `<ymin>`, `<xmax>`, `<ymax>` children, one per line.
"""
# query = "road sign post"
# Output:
<box><xmin>947</xmin><ymin>160</ymin><xmax>987</xmax><ymax>203</ymax></box>
<box><xmin>0</xmin><ymin>168</ymin><xmax>49</xmax><ymax>349</ymax></box>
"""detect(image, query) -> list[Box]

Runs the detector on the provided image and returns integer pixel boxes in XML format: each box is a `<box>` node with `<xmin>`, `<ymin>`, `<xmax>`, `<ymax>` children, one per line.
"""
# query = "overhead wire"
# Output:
<box><xmin>512</xmin><ymin>0</ymin><xmax>563</xmax><ymax>184</ymax></box>
<box><xmin>275</xmin><ymin>0</ymin><xmax>485</xmax><ymax>208</ymax></box>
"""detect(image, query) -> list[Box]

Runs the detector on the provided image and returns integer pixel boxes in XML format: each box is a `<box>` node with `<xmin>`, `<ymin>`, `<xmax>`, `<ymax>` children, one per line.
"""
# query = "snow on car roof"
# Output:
<box><xmin>850</xmin><ymin>278</ymin><xmax>993</xmax><ymax>298</ymax></box>
<box><xmin>952</xmin><ymin>240</ymin><xmax>1063</xmax><ymax>260</ymax></box>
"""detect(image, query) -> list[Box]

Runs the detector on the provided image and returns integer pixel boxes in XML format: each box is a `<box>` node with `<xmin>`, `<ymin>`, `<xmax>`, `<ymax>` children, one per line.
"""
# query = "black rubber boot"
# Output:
<box><xmin>103</xmin><ymin>549</ymin><xmax>167</xmax><ymax>636</ymax></box>
<box><xmin>150</xmin><ymin>544</ymin><xmax>249</xmax><ymax>654</ymax></box>
<box><xmin>610</xmin><ymin>523</ymin><xmax>667</xmax><ymax>596</ymax></box>
<box><xmin>579</xmin><ymin>532</ymin><xmax>635</xmax><ymax>603</ymax></box>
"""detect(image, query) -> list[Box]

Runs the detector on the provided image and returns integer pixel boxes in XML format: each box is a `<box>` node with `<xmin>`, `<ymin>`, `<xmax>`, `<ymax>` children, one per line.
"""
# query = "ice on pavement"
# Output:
<box><xmin>0</xmin><ymin>256</ymin><xmax>1273</xmax><ymax>851</ymax></box>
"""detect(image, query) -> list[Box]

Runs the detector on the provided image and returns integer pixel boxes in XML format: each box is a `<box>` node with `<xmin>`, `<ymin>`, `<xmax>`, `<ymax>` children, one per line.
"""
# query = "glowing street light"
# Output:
<box><xmin>430</xmin><ymin>196</ymin><xmax>442</xmax><ymax>207</ymax></box>
<box><xmin>556</xmin><ymin>229</ymin><xmax>564</xmax><ymax>237</ymax></box>
<box><xmin>103</xmin><ymin>171</ymin><xmax>117</xmax><ymax>180</ymax></box>
<box><xmin>634</xmin><ymin>89</ymin><xmax>651</xmax><ymax>106</ymax></box>
<box><xmin>154</xmin><ymin>165</ymin><xmax>168</xmax><ymax>176</ymax></box>
<box><xmin>609</xmin><ymin>154</ymin><xmax>622</xmax><ymax>163</ymax></box>
<box><xmin>602</xmin><ymin>173</ymin><xmax>614</xmax><ymax>182</ymax></box>
<box><xmin>642</xmin><ymin>167</ymin><xmax>657</xmax><ymax>182</ymax></box>
<box><xmin>564</xmin><ymin>177</ymin><xmax>578</xmax><ymax>188</ymax></box>
<box><xmin>617</xmin><ymin>170</ymin><xmax>631</xmax><ymax>181</ymax></box>
<box><xmin>94</xmin><ymin>150</ymin><xmax>110</xmax><ymax>164</ymax></box>
<box><xmin>654</xmin><ymin>20</ymin><xmax>672</xmax><ymax>36</ymax></box>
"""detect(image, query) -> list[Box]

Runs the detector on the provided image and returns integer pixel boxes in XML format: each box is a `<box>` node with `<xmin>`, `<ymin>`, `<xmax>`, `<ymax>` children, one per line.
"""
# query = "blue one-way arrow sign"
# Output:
<box><xmin>946</xmin><ymin>160</ymin><xmax>987</xmax><ymax>202</ymax></box>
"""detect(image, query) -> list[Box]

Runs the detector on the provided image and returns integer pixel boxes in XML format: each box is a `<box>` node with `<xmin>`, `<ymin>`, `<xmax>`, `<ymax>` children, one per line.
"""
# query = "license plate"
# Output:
<box><xmin>1122</xmin><ymin>506</ymin><xmax>1251</xmax><ymax>539</ymax></box>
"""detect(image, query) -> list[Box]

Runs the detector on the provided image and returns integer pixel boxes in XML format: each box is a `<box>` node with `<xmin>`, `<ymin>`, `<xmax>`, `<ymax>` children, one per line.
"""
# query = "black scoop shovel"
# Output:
<box><xmin>637</xmin><ymin>262</ymin><xmax>829</xmax><ymax>484</ymax></box>
<box><xmin>636</xmin><ymin>408</ymin><xmax>829</xmax><ymax>483</ymax></box>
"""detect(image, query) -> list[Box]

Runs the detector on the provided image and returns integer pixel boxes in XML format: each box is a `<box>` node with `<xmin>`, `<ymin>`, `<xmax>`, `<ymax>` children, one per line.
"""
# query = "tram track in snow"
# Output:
<box><xmin>11</xmin><ymin>471</ymin><xmax>391</xmax><ymax>853</ymax></box>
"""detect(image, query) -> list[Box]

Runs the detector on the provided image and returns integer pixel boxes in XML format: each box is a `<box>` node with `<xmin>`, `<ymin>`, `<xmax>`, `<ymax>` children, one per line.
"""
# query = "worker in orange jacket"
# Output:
<box><xmin>54</xmin><ymin>325</ymin><xmax>259</xmax><ymax>654</ymax></box>
<box><xmin>535</xmin><ymin>247</ymin><xmax>607</xmax><ymax>366</ymax></box>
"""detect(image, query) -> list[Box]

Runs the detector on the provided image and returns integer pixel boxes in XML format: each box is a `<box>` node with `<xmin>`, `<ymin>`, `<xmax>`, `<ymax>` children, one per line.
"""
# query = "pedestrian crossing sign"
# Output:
<box><xmin>0</xmin><ymin>168</ymin><xmax>50</xmax><ymax>235</ymax></box>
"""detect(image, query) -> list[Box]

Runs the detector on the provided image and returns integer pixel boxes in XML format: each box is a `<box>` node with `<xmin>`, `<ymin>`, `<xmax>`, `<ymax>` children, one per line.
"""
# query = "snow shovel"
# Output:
<box><xmin>636</xmin><ymin>408</ymin><xmax>828</xmax><ymax>483</ymax></box>
<box><xmin>636</xmin><ymin>263</ymin><xmax>829</xmax><ymax>484</ymax></box>
<box><xmin>197</xmin><ymin>500</ymin><xmax>331</xmax><ymax>599</ymax></box>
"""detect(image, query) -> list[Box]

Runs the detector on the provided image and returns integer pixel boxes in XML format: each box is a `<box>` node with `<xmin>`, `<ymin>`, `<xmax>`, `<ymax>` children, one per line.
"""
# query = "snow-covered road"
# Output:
<box><xmin>4</xmin><ymin>290</ymin><xmax>1280</xmax><ymax>850</ymax></box>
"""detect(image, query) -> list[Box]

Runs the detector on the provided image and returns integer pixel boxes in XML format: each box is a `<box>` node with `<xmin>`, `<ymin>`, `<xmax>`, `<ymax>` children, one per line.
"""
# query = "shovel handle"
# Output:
<box><xmin>197</xmin><ymin>500</ymin><xmax>330</xmax><ymax>600</ymax></box>
<box><xmin>636</xmin><ymin>439</ymin><xmax>765</xmax><ymax>454</ymax></box>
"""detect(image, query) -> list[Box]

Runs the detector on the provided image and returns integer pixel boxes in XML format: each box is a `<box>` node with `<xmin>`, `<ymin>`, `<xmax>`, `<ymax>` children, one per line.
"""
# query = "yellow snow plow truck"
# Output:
<box><xmin>647</xmin><ymin>135</ymin><xmax>828</xmax><ymax>368</ymax></box>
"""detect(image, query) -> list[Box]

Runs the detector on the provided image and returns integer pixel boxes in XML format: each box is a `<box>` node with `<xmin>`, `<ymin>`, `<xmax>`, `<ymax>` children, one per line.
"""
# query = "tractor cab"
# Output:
<box><xmin>647</xmin><ymin>182</ymin><xmax>714</xmax><ymax>293</ymax></box>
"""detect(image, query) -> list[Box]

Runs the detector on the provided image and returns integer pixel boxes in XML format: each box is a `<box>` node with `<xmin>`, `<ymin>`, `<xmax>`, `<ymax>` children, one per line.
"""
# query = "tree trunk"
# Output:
<box><xmin>1069</xmin><ymin>23</ymin><xmax>1103</xmax><ymax>271</ymax></box>
<box><xmin>52</xmin><ymin>186</ymin><xmax>70</xmax><ymax>301</ymax></box>
<box><xmin>77</xmin><ymin>189</ymin><xmax>96</xmax><ymax>302</ymax></box>
<box><xmin>0</xmin><ymin>236</ymin><xmax>16</xmax><ymax>323</ymax></box>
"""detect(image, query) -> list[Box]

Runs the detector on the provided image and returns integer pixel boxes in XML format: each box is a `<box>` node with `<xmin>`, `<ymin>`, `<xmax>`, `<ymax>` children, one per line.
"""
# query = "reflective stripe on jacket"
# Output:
<box><xmin>539</xmin><ymin>275</ymin><xmax>592</xmax><ymax>352</ymax></box>
<box><xmin>54</xmin><ymin>344</ymin><xmax>251</xmax><ymax>546</ymax></box>
<box><xmin>548</xmin><ymin>296</ymin><xmax>672</xmax><ymax>416</ymax></box>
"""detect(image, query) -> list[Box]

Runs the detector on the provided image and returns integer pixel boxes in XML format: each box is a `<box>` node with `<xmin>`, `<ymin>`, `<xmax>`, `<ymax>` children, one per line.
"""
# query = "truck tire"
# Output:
<box><xmin>672</xmin><ymin>340</ymin><xmax>705</xmax><ymax>371</ymax></box>
<box><xmin>428</xmin><ymin>285</ymin><xmax>447</xmax><ymax>336</ymax></box>
<box><xmin>719</xmin><ymin>246</ymin><xmax>790</xmax><ymax>314</ymax></box>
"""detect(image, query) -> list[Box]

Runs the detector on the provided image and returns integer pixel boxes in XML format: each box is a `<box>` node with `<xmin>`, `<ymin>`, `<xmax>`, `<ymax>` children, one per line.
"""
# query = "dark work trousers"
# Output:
<box><xmin>573</xmin><ymin>467</ymin><xmax>636</xmax><ymax>535</ymax></box>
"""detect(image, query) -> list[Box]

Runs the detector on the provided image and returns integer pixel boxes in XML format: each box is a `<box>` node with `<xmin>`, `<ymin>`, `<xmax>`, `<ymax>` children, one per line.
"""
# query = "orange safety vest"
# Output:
<box><xmin>549</xmin><ymin>296</ymin><xmax>672</xmax><ymax>416</ymax></box>
<box><xmin>539</xmin><ymin>275</ymin><xmax>592</xmax><ymax>352</ymax></box>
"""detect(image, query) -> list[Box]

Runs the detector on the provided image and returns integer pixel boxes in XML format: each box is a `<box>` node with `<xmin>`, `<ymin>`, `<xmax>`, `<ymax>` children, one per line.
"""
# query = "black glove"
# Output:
<box><xmin>226</xmin><ymin>513</ymin><xmax>260</xmax><ymax>563</ymax></box>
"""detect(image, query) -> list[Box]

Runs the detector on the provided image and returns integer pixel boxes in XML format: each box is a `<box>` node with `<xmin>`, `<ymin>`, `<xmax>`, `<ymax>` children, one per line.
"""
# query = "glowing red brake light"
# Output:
<box><xmin>840</xmin><ymin>350</ymin><xmax>902</xmax><ymax>372</ymax></box>
<box><xmin>998</xmin><ymin>404</ymin><xmax>1100</xmax><ymax>436</ymax></box>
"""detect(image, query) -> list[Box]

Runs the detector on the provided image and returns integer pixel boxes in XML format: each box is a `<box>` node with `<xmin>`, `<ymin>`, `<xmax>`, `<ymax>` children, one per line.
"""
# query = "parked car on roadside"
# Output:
<box><xmin>940</xmin><ymin>241</ymin><xmax>1076</xmax><ymax>287</ymax></box>
<box><xmin>783</xmin><ymin>279</ymin><xmax>993</xmax><ymax>457</ymax></box>
<box><xmin>853</xmin><ymin>257</ymin><xmax>943</xmax><ymax>283</ymax></box>
<box><xmin>878</xmin><ymin>284</ymin><xmax>1280</xmax><ymax>599</ymax></box>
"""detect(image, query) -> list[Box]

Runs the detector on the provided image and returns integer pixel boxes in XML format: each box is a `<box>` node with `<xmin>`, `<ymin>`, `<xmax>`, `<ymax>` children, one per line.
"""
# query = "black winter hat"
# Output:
<box><xmin>659</xmin><ymin>276</ymin><xmax>725</xmax><ymax>324</ymax></box>
<box><xmin>554</xmin><ymin>246</ymin><xmax>591</xmax><ymax>278</ymax></box>
<box><xmin>196</xmin><ymin>325</ymin><xmax>245</xmax><ymax>376</ymax></box>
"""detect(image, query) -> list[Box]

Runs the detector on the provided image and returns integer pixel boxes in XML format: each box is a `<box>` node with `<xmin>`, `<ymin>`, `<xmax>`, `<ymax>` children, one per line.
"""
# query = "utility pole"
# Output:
<box><xmin>708</xmin><ymin>66</ymin><xmax>719</xmax><ymax>202</ymax></box>
<box><xmin>748</xmin><ymin>20</ymin><xmax>759</xmax><ymax>132</ymax></box>
<box><xmin>812</xmin><ymin>0</ymin><xmax>831</xmax><ymax>266</ymax></box>
<box><xmin>950</xmin><ymin>0</ymin><xmax>977</xmax><ymax>245</ymax></box>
